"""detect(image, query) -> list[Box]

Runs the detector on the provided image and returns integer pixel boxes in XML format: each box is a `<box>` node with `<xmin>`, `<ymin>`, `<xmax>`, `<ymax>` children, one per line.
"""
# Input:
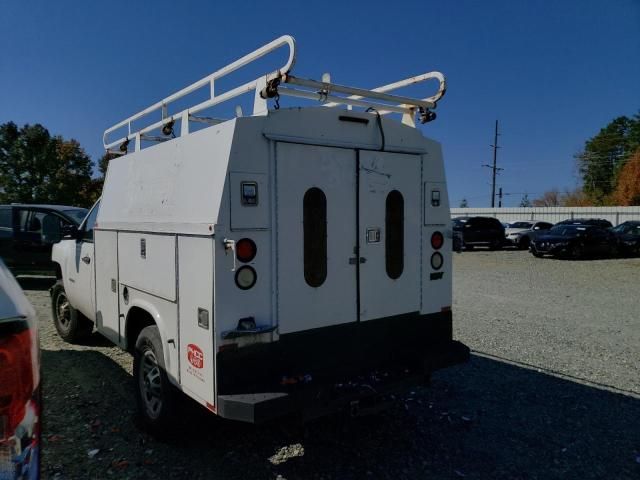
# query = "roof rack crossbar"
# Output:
<box><xmin>277</xmin><ymin>87</ymin><xmax>414</xmax><ymax>115</ymax></box>
<box><xmin>283</xmin><ymin>74</ymin><xmax>440</xmax><ymax>110</ymax></box>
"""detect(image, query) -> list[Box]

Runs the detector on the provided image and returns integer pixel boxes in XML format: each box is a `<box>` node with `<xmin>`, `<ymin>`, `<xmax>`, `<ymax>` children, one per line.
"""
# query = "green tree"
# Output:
<box><xmin>459</xmin><ymin>198</ymin><xmax>469</xmax><ymax>208</ymax></box>
<box><xmin>576</xmin><ymin>113</ymin><xmax>640</xmax><ymax>204</ymax></box>
<box><xmin>0</xmin><ymin>122</ymin><xmax>95</xmax><ymax>207</ymax></box>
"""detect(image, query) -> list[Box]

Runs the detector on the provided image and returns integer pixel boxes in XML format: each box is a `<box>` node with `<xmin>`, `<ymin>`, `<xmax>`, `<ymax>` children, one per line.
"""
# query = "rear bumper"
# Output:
<box><xmin>215</xmin><ymin>311</ymin><xmax>469</xmax><ymax>423</ymax></box>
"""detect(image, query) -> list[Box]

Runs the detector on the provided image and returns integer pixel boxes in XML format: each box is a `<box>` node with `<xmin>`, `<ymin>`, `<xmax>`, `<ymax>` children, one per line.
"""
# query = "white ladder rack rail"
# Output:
<box><xmin>103</xmin><ymin>35</ymin><xmax>447</xmax><ymax>153</ymax></box>
<box><xmin>103</xmin><ymin>35</ymin><xmax>297</xmax><ymax>152</ymax></box>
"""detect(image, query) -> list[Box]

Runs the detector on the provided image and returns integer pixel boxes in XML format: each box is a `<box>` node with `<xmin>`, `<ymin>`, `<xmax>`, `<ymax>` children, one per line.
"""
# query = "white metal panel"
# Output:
<box><xmin>178</xmin><ymin>236</ymin><xmax>215</xmax><ymax>405</ymax></box>
<box><xmin>213</xmin><ymin>228</ymin><xmax>274</xmax><ymax>344</ymax></box>
<box><xmin>98</xmin><ymin>122</ymin><xmax>235</xmax><ymax>235</ymax></box>
<box><xmin>118</xmin><ymin>232</ymin><xmax>176</xmax><ymax>302</ymax></box>
<box><xmin>425</xmin><ymin>182</ymin><xmax>448</xmax><ymax>226</ymax></box>
<box><xmin>94</xmin><ymin>230</ymin><xmax>120</xmax><ymax>344</ymax></box>
<box><xmin>422</xmin><ymin>174</ymin><xmax>453</xmax><ymax>314</ymax></box>
<box><xmin>263</xmin><ymin>108</ymin><xmax>432</xmax><ymax>154</ymax></box>
<box><xmin>359</xmin><ymin>151</ymin><xmax>421</xmax><ymax>320</ymax></box>
<box><xmin>276</xmin><ymin>143</ymin><xmax>357</xmax><ymax>334</ymax></box>
<box><xmin>229</xmin><ymin>172</ymin><xmax>269</xmax><ymax>230</ymax></box>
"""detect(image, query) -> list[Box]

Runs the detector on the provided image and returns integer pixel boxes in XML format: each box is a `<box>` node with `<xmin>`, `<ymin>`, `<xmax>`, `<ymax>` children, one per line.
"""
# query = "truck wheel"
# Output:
<box><xmin>133</xmin><ymin>326</ymin><xmax>176</xmax><ymax>433</ymax></box>
<box><xmin>51</xmin><ymin>282</ymin><xmax>93</xmax><ymax>343</ymax></box>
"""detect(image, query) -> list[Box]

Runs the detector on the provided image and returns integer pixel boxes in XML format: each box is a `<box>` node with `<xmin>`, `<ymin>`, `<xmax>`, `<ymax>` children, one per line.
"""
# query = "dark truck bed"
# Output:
<box><xmin>216</xmin><ymin>310</ymin><xmax>469</xmax><ymax>423</ymax></box>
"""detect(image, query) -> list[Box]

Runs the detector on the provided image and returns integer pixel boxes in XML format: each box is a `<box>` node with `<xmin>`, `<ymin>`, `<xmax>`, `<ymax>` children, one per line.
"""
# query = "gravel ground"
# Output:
<box><xmin>20</xmin><ymin>251</ymin><xmax>640</xmax><ymax>479</ymax></box>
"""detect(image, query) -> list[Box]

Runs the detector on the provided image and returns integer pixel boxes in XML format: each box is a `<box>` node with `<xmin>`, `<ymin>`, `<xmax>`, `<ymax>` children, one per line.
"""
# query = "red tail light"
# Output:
<box><xmin>236</xmin><ymin>238</ymin><xmax>257</xmax><ymax>263</ymax></box>
<box><xmin>0</xmin><ymin>328</ymin><xmax>33</xmax><ymax>436</ymax></box>
<box><xmin>431</xmin><ymin>231</ymin><xmax>444</xmax><ymax>250</ymax></box>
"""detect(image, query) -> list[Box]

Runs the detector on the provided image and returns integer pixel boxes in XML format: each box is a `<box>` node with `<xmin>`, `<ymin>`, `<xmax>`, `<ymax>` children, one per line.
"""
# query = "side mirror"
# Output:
<box><xmin>41</xmin><ymin>214</ymin><xmax>62</xmax><ymax>244</ymax></box>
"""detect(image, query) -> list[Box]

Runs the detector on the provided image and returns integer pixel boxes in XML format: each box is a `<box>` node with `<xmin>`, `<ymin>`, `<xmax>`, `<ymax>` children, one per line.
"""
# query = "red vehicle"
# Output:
<box><xmin>0</xmin><ymin>260</ymin><xmax>40</xmax><ymax>480</ymax></box>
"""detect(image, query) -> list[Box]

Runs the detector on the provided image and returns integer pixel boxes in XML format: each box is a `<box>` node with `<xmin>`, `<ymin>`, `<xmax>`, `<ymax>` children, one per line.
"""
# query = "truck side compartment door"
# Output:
<box><xmin>178</xmin><ymin>236</ymin><xmax>215</xmax><ymax>406</ymax></box>
<box><xmin>94</xmin><ymin>229</ymin><xmax>120</xmax><ymax>344</ymax></box>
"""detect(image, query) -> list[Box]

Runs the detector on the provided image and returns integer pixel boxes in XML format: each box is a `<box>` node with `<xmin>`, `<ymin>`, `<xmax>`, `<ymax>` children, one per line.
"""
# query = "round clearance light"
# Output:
<box><xmin>235</xmin><ymin>266</ymin><xmax>257</xmax><ymax>290</ymax></box>
<box><xmin>236</xmin><ymin>238</ymin><xmax>257</xmax><ymax>263</ymax></box>
<box><xmin>431</xmin><ymin>231</ymin><xmax>444</xmax><ymax>250</ymax></box>
<box><xmin>430</xmin><ymin>252</ymin><xmax>444</xmax><ymax>270</ymax></box>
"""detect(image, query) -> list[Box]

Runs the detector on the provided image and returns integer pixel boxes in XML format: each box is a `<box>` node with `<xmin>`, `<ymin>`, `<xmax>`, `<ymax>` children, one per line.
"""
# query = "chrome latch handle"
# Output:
<box><xmin>223</xmin><ymin>238</ymin><xmax>236</xmax><ymax>272</ymax></box>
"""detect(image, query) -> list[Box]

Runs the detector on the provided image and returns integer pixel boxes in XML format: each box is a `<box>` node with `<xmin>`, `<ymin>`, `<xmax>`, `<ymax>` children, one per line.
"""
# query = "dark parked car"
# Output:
<box><xmin>0</xmin><ymin>204</ymin><xmax>87</xmax><ymax>274</ymax></box>
<box><xmin>453</xmin><ymin>216</ymin><xmax>505</xmax><ymax>250</ymax></box>
<box><xmin>555</xmin><ymin>218</ymin><xmax>613</xmax><ymax>228</ymax></box>
<box><xmin>0</xmin><ymin>260</ymin><xmax>40</xmax><ymax>478</ymax></box>
<box><xmin>530</xmin><ymin>224</ymin><xmax>617</xmax><ymax>259</ymax></box>
<box><xmin>611</xmin><ymin>221</ymin><xmax>640</xmax><ymax>256</ymax></box>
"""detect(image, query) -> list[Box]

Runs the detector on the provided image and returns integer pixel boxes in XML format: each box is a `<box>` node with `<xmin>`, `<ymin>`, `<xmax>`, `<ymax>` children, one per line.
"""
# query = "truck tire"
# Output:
<box><xmin>51</xmin><ymin>281</ymin><xmax>93</xmax><ymax>343</ymax></box>
<box><xmin>133</xmin><ymin>325</ymin><xmax>176</xmax><ymax>433</ymax></box>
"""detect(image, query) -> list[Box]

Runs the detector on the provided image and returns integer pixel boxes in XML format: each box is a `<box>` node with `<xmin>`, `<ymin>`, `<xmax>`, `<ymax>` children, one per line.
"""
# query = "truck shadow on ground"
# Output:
<box><xmin>41</xmin><ymin>350</ymin><xmax>640</xmax><ymax>480</ymax></box>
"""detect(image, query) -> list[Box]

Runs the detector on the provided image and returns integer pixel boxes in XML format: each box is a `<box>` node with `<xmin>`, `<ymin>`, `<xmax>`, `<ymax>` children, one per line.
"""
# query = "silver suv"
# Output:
<box><xmin>504</xmin><ymin>221</ymin><xmax>553</xmax><ymax>249</ymax></box>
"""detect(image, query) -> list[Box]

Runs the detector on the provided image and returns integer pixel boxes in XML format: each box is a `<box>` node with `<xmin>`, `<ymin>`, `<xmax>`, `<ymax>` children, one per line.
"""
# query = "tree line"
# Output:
<box><xmin>0</xmin><ymin>122</ymin><xmax>114</xmax><ymax>208</ymax></box>
<box><xmin>532</xmin><ymin>113</ymin><xmax>640</xmax><ymax>207</ymax></box>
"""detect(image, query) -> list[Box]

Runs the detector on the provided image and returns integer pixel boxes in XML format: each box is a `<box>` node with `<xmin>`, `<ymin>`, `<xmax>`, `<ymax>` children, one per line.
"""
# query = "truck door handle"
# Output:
<box><xmin>349</xmin><ymin>257</ymin><xmax>366</xmax><ymax>265</ymax></box>
<box><xmin>82</xmin><ymin>256</ymin><xmax>91</xmax><ymax>264</ymax></box>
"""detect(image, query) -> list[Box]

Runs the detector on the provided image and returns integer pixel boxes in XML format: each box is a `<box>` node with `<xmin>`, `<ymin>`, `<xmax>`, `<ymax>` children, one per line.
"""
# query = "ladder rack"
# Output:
<box><xmin>103</xmin><ymin>35</ymin><xmax>446</xmax><ymax>153</ymax></box>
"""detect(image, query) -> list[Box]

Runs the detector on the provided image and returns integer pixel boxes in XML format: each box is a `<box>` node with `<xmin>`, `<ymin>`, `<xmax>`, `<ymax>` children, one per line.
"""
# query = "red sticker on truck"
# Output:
<box><xmin>187</xmin><ymin>344</ymin><xmax>204</xmax><ymax>369</ymax></box>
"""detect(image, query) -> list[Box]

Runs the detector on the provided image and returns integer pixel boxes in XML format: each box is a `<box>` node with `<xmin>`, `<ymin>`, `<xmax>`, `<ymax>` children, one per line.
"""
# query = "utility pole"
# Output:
<box><xmin>483</xmin><ymin>120</ymin><xmax>503</xmax><ymax>207</ymax></box>
<box><xmin>498</xmin><ymin>187</ymin><xmax>503</xmax><ymax>208</ymax></box>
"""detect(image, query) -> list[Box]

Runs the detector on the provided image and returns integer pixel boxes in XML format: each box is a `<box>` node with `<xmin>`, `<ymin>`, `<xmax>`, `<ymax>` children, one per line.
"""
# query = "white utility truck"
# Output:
<box><xmin>49</xmin><ymin>35</ymin><xmax>468</xmax><ymax>429</ymax></box>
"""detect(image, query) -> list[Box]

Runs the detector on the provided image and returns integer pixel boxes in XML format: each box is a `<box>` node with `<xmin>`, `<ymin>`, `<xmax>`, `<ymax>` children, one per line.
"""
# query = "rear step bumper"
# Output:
<box><xmin>216</xmin><ymin>310</ymin><xmax>469</xmax><ymax>423</ymax></box>
<box><xmin>217</xmin><ymin>340</ymin><xmax>469</xmax><ymax>423</ymax></box>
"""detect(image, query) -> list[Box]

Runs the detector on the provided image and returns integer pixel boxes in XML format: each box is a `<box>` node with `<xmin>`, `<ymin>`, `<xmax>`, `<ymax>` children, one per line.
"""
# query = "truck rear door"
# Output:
<box><xmin>276</xmin><ymin>143</ymin><xmax>357</xmax><ymax>334</ymax></box>
<box><xmin>276</xmin><ymin>143</ymin><xmax>422</xmax><ymax>334</ymax></box>
<box><xmin>358</xmin><ymin>151</ymin><xmax>421</xmax><ymax>320</ymax></box>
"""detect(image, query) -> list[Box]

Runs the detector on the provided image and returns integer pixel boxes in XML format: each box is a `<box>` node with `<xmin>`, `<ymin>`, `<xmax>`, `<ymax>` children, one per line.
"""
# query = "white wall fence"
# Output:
<box><xmin>450</xmin><ymin>207</ymin><xmax>640</xmax><ymax>226</ymax></box>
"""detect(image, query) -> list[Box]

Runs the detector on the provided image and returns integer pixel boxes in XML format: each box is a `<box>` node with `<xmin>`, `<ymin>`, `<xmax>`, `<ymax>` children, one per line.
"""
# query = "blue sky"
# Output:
<box><xmin>1</xmin><ymin>0</ymin><xmax>639</xmax><ymax>207</ymax></box>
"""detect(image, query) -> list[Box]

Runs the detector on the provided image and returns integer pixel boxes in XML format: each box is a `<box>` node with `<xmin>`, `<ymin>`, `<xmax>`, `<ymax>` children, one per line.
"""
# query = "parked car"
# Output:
<box><xmin>0</xmin><ymin>204</ymin><xmax>87</xmax><ymax>275</ymax></box>
<box><xmin>504</xmin><ymin>220</ymin><xmax>553</xmax><ymax>249</ymax></box>
<box><xmin>611</xmin><ymin>221</ymin><xmax>640</xmax><ymax>256</ymax></box>
<box><xmin>530</xmin><ymin>224</ymin><xmax>617</xmax><ymax>259</ymax></box>
<box><xmin>452</xmin><ymin>216</ymin><xmax>505</xmax><ymax>250</ymax></box>
<box><xmin>0</xmin><ymin>259</ymin><xmax>40</xmax><ymax>479</ymax></box>
<box><xmin>554</xmin><ymin>218</ymin><xmax>613</xmax><ymax>228</ymax></box>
